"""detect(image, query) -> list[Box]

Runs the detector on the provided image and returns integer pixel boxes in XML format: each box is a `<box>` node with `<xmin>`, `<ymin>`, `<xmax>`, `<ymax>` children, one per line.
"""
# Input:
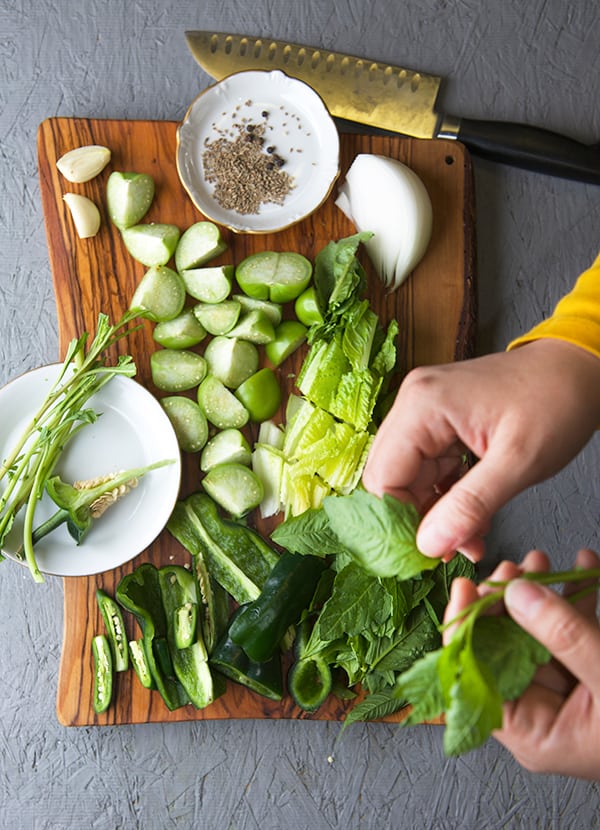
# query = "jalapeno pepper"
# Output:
<box><xmin>210</xmin><ymin>606</ymin><xmax>283</xmax><ymax>701</ymax></box>
<box><xmin>92</xmin><ymin>634</ymin><xmax>113</xmax><ymax>714</ymax></box>
<box><xmin>116</xmin><ymin>563</ymin><xmax>189</xmax><ymax>711</ymax></box>
<box><xmin>96</xmin><ymin>589</ymin><xmax>129</xmax><ymax>672</ymax></box>
<box><xmin>229</xmin><ymin>552</ymin><xmax>327</xmax><ymax>662</ymax></box>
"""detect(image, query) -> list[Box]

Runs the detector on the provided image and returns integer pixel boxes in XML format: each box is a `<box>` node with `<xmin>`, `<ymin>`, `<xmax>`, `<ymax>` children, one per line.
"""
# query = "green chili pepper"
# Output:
<box><xmin>210</xmin><ymin>606</ymin><xmax>283</xmax><ymax>701</ymax></box>
<box><xmin>92</xmin><ymin>634</ymin><xmax>113</xmax><ymax>714</ymax></box>
<box><xmin>116</xmin><ymin>563</ymin><xmax>189</xmax><ymax>711</ymax></box>
<box><xmin>96</xmin><ymin>589</ymin><xmax>129</xmax><ymax>672</ymax></box>
<box><xmin>128</xmin><ymin>638</ymin><xmax>155</xmax><ymax>689</ymax></box>
<box><xmin>158</xmin><ymin>565</ymin><xmax>220</xmax><ymax>709</ymax></box>
<box><xmin>229</xmin><ymin>552</ymin><xmax>327</xmax><ymax>662</ymax></box>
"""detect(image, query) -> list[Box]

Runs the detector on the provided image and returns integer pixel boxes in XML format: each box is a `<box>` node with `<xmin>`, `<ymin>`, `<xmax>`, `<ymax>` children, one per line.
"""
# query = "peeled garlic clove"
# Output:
<box><xmin>63</xmin><ymin>193</ymin><xmax>101</xmax><ymax>238</ymax></box>
<box><xmin>56</xmin><ymin>145</ymin><xmax>111</xmax><ymax>183</ymax></box>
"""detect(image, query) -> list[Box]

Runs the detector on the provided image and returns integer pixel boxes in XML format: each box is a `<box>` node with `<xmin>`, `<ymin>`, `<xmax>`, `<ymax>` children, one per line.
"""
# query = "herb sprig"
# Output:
<box><xmin>0</xmin><ymin>311</ymin><xmax>140</xmax><ymax>581</ymax></box>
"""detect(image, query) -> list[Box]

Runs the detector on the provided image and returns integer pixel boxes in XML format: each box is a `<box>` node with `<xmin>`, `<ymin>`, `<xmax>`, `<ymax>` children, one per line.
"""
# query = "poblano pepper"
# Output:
<box><xmin>229</xmin><ymin>551</ymin><xmax>327</xmax><ymax>662</ymax></box>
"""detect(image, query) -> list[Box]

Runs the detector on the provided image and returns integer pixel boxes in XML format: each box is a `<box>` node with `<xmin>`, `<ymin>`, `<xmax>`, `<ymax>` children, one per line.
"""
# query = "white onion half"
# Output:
<box><xmin>335</xmin><ymin>154</ymin><xmax>433</xmax><ymax>291</ymax></box>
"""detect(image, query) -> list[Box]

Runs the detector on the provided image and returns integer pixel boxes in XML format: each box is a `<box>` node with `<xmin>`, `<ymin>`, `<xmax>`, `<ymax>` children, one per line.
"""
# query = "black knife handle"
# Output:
<box><xmin>439</xmin><ymin>116</ymin><xmax>600</xmax><ymax>184</ymax></box>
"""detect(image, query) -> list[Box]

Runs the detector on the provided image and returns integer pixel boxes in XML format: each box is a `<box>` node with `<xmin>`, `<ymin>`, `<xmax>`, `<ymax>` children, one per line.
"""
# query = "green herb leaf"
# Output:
<box><xmin>322</xmin><ymin>490</ymin><xmax>439</xmax><ymax>579</ymax></box>
<box><xmin>270</xmin><ymin>506</ymin><xmax>344</xmax><ymax>557</ymax></box>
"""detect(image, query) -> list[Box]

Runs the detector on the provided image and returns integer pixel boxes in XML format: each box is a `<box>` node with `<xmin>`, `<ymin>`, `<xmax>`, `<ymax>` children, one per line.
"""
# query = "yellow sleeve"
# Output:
<box><xmin>507</xmin><ymin>251</ymin><xmax>600</xmax><ymax>359</ymax></box>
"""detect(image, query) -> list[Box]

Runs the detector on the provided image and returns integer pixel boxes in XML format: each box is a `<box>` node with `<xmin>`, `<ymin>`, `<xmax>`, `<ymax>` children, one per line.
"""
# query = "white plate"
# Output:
<box><xmin>176</xmin><ymin>69</ymin><xmax>340</xmax><ymax>233</ymax></box>
<box><xmin>0</xmin><ymin>364</ymin><xmax>181</xmax><ymax>577</ymax></box>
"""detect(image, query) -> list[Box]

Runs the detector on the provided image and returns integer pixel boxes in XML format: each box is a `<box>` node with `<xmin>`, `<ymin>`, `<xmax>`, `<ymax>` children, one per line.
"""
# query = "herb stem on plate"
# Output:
<box><xmin>0</xmin><ymin>311</ymin><xmax>140</xmax><ymax>582</ymax></box>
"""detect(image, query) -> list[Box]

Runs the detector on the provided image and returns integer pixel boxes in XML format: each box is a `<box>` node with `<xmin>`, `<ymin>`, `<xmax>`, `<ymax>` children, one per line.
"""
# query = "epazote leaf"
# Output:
<box><xmin>323</xmin><ymin>490</ymin><xmax>439</xmax><ymax>579</ymax></box>
<box><xmin>343</xmin><ymin>689</ymin><xmax>408</xmax><ymax>726</ymax></box>
<box><xmin>443</xmin><ymin>643</ymin><xmax>503</xmax><ymax>757</ymax></box>
<box><xmin>395</xmin><ymin>649</ymin><xmax>445</xmax><ymax>726</ymax></box>
<box><xmin>316</xmin><ymin>563</ymin><xmax>392</xmax><ymax>640</ymax></box>
<box><xmin>472</xmin><ymin>615</ymin><xmax>551</xmax><ymax>700</ymax></box>
<box><xmin>371</xmin><ymin>604</ymin><xmax>441</xmax><ymax>676</ymax></box>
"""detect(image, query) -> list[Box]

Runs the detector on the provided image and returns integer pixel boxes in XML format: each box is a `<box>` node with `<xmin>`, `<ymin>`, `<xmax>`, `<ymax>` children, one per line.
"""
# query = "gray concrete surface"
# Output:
<box><xmin>1</xmin><ymin>0</ymin><xmax>600</xmax><ymax>827</ymax></box>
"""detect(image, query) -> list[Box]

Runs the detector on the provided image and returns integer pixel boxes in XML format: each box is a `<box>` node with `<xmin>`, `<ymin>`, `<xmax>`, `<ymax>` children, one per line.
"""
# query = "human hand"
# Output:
<box><xmin>445</xmin><ymin>548</ymin><xmax>600</xmax><ymax>779</ymax></box>
<box><xmin>363</xmin><ymin>338</ymin><xmax>600</xmax><ymax>561</ymax></box>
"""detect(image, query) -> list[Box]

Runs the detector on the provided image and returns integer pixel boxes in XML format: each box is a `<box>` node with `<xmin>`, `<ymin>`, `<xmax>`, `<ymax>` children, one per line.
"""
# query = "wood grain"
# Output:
<box><xmin>37</xmin><ymin>116</ymin><xmax>476</xmax><ymax>726</ymax></box>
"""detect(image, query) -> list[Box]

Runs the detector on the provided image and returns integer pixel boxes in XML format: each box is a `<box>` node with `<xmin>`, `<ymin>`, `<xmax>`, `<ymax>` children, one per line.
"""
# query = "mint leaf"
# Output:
<box><xmin>323</xmin><ymin>490</ymin><xmax>439</xmax><ymax>579</ymax></box>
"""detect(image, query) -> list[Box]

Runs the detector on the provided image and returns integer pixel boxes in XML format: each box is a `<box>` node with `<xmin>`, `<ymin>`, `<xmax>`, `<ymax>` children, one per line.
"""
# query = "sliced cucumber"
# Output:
<box><xmin>151</xmin><ymin>349</ymin><xmax>207</xmax><ymax>392</ymax></box>
<box><xmin>181</xmin><ymin>265</ymin><xmax>233</xmax><ymax>303</ymax></box>
<box><xmin>201</xmin><ymin>463</ymin><xmax>264</xmax><ymax>517</ymax></box>
<box><xmin>232</xmin><ymin>294</ymin><xmax>282</xmax><ymax>327</ymax></box>
<box><xmin>193</xmin><ymin>300</ymin><xmax>241</xmax><ymax>336</ymax></box>
<box><xmin>121</xmin><ymin>223</ymin><xmax>181</xmax><ymax>266</ymax></box>
<box><xmin>225</xmin><ymin>309</ymin><xmax>275</xmax><ymax>344</ymax></box>
<box><xmin>107</xmin><ymin>171</ymin><xmax>155</xmax><ymax>229</ymax></box>
<box><xmin>129</xmin><ymin>265</ymin><xmax>186</xmax><ymax>322</ymax></box>
<box><xmin>197</xmin><ymin>375</ymin><xmax>249</xmax><ymax>429</ymax></box>
<box><xmin>175</xmin><ymin>221</ymin><xmax>227</xmax><ymax>272</ymax></box>
<box><xmin>200</xmin><ymin>429</ymin><xmax>252</xmax><ymax>473</ymax></box>
<box><xmin>203</xmin><ymin>336</ymin><xmax>259</xmax><ymax>388</ymax></box>
<box><xmin>153</xmin><ymin>308</ymin><xmax>207</xmax><ymax>349</ymax></box>
<box><xmin>161</xmin><ymin>395</ymin><xmax>209</xmax><ymax>452</ymax></box>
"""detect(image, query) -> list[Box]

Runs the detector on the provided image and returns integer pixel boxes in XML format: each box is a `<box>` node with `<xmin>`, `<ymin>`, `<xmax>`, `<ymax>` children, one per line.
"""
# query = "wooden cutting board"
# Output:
<box><xmin>37</xmin><ymin>116</ymin><xmax>476</xmax><ymax>726</ymax></box>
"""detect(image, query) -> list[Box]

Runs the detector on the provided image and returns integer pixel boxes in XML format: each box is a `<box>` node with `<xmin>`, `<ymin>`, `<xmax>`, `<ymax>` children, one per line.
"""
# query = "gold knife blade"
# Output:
<box><xmin>184</xmin><ymin>31</ymin><xmax>443</xmax><ymax>140</ymax></box>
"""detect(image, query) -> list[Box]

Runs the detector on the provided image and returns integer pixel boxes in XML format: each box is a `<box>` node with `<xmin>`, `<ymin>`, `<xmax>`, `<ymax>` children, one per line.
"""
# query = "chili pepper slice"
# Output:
<box><xmin>288</xmin><ymin>655</ymin><xmax>332</xmax><ymax>712</ymax></box>
<box><xmin>228</xmin><ymin>551</ymin><xmax>327</xmax><ymax>662</ymax></box>
<box><xmin>92</xmin><ymin>634</ymin><xmax>113</xmax><ymax>714</ymax></box>
<box><xmin>128</xmin><ymin>638</ymin><xmax>155</xmax><ymax>689</ymax></box>
<box><xmin>96</xmin><ymin>589</ymin><xmax>129</xmax><ymax>672</ymax></box>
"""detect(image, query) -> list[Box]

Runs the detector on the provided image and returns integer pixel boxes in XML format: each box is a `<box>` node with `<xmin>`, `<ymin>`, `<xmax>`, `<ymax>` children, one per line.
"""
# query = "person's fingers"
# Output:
<box><xmin>504</xmin><ymin>565</ymin><xmax>600</xmax><ymax>690</ymax></box>
<box><xmin>415</xmin><ymin>447</ymin><xmax>535</xmax><ymax>557</ymax></box>
<box><xmin>442</xmin><ymin>578</ymin><xmax>479</xmax><ymax>643</ymax></box>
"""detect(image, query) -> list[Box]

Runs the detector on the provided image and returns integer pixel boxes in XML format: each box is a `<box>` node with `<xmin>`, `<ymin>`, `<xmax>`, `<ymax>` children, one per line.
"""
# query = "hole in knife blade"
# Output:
<box><xmin>210</xmin><ymin>35</ymin><xmax>218</xmax><ymax>53</ymax></box>
<box><xmin>254</xmin><ymin>39</ymin><xmax>263</xmax><ymax>58</ymax></box>
<box><xmin>311</xmin><ymin>51</ymin><xmax>321</xmax><ymax>69</ymax></box>
<box><xmin>297</xmin><ymin>47</ymin><xmax>306</xmax><ymax>66</ymax></box>
<box><xmin>225</xmin><ymin>36</ymin><xmax>234</xmax><ymax>55</ymax></box>
<box><xmin>325</xmin><ymin>54</ymin><xmax>335</xmax><ymax>72</ymax></box>
<box><xmin>239</xmin><ymin>37</ymin><xmax>248</xmax><ymax>56</ymax></box>
<box><xmin>268</xmin><ymin>42</ymin><xmax>277</xmax><ymax>61</ymax></box>
<box><xmin>283</xmin><ymin>45</ymin><xmax>291</xmax><ymax>63</ymax></box>
<box><xmin>383</xmin><ymin>66</ymin><xmax>393</xmax><ymax>85</ymax></box>
<box><xmin>340</xmin><ymin>56</ymin><xmax>350</xmax><ymax>74</ymax></box>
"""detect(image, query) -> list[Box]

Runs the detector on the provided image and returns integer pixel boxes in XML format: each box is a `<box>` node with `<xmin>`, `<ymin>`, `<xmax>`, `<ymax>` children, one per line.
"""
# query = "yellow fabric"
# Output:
<box><xmin>507</xmin><ymin>251</ymin><xmax>600</xmax><ymax>359</ymax></box>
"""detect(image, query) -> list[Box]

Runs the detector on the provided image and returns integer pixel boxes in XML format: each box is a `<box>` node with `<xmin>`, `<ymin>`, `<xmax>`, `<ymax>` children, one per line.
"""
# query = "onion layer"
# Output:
<box><xmin>335</xmin><ymin>154</ymin><xmax>433</xmax><ymax>291</ymax></box>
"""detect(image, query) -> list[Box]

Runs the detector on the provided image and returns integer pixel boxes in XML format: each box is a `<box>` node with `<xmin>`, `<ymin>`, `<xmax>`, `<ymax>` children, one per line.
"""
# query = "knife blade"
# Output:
<box><xmin>185</xmin><ymin>31</ymin><xmax>600</xmax><ymax>185</ymax></box>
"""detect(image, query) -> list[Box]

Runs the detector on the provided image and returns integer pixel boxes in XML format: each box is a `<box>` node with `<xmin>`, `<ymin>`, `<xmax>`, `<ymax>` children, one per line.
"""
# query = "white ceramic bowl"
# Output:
<box><xmin>176</xmin><ymin>69</ymin><xmax>340</xmax><ymax>233</ymax></box>
<box><xmin>0</xmin><ymin>364</ymin><xmax>181</xmax><ymax>577</ymax></box>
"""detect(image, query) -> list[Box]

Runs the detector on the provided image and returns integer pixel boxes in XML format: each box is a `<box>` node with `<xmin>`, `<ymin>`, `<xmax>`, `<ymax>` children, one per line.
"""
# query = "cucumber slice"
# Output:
<box><xmin>232</xmin><ymin>295</ymin><xmax>282</xmax><ymax>326</ymax></box>
<box><xmin>181</xmin><ymin>265</ymin><xmax>233</xmax><ymax>303</ymax></box>
<box><xmin>153</xmin><ymin>308</ymin><xmax>207</xmax><ymax>349</ymax></box>
<box><xmin>203</xmin><ymin>336</ymin><xmax>259</xmax><ymax>388</ymax></box>
<box><xmin>130</xmin><ymin>265</ymin><xmax>186</xmax><ymax>322</ymax></box>
<box><xmin>197</xmin><ymin>375</ymin><xmax>249</xmax><ymax>429</ymax></box>
<box><xmin>200</xmin><ymin>429</ymin><xmax>252</xmax><ymax>472</ymax></box>
<box><xmin>201</xmin><ymin>463</ymin><xmax>264</xmax><ymax>517</ymax></box>
<box><xmin>121</xmin><ymin>223</ymin><xmax>181</xmax><ymax>266</ymax></box>
<box><xmin>175</xmin><ymin>221</ymin><xmax>227</xmax><ymax>272</ymax></box>
<box><xmin>107</xmin><ymin>171</ymin><xmax>155</xmax><ymax>229</ymax></box>
<box><xmin>265</xmin><ymin>320</ymin><xmax>307</xmax><ymax>366</ymax></box>
<box><xmin>225</xmin><ymin>309</ymin><xmax>275</xmax><ymax>344</ymax></box>
<box><xmin>193</xmin><ymin>300</ymin><xmax>241</xmax><ymax>335</ymax></box>
<box><xmin>235</xmin><ymin>251</ymin><xmax>313</xmax><ymax>302</ymax></box>
<box><xmin>161</xmin><ymin>395</ymin><xmax>209</xmax><ymax>452</ymax></box>
<box><xmin>235</xmin><ymin>368</ymin><xmax>282</xmax><ymax>423</ymax></box>
<box><xmin>151</xmin><ymin>349</ymin><xmax>207</xmax><ymax>392</ymax></box>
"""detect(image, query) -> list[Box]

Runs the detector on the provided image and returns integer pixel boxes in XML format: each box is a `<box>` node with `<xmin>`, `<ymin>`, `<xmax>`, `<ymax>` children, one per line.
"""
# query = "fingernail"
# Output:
<box><xmin>504</xmin><ymin>580</ymin><xmax>550</xmax><ymax>618</ymax></box>
<box><xmin>416</xmin><ymin>521</ymin><xmax>454</xmax><ymax>557</ymax></box>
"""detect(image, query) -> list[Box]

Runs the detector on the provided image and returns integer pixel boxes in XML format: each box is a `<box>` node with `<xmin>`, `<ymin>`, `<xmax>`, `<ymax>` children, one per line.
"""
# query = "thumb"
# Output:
<box><xmin>416</xmin><ymin>452</ymin><xmax>519</xmax><ymax>557</ymax></box>
<box><xmin>505</xmin><ymin>579</ymin><xmax>600</xmax><ymax>689</ymax></box>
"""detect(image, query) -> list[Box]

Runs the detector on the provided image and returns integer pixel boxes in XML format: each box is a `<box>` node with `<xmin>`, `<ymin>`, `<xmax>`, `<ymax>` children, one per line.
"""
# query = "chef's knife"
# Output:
<box><xmin>185</xmin><ymin>31</ymin><xmax>600</xmax><ymax>185</ymax></box>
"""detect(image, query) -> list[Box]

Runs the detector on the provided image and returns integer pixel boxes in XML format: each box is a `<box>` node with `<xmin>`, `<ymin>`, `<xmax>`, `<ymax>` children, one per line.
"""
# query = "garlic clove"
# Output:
<box><xmin>56</xmin><ymin>145</ymin><xmax>111</xmax><ymax>183</ymax></box>
<box><xmin>63</xmin><ymin>193</ymin><xmax>102</xmax><ymax>238</ymax></box>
